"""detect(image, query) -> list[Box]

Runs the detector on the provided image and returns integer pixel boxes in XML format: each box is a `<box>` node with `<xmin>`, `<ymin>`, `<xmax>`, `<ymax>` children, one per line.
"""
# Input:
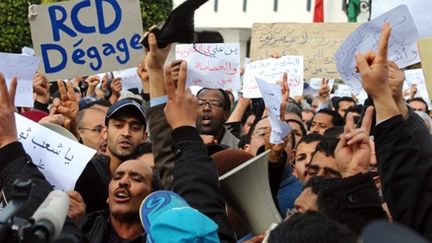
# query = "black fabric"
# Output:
<box><xmin>375</xmin><ymin>114</ymin><xmax>432</xmax><ymax>240</ymax></box>
<box><xmin>81</xmin><ymin>210</ymin><xmax>146</xmax><ymax>243</ymax></box>
<box><xmin>33</xmin><ymin>100</ymin><xmax>49</xmax><ymax>113</ymax></box>
<box><xmin>171</xmin><ymin>126</ymin><xmax>236</xmax><ymax>243</ymax></box>
<box><xmin>75</xmin><ymin>155</ymin><xmax>110</xmax><ymax>214</ymax></box>
<box><xmin>0</xmin><ymin>142</ymin><xmax>82</xmax><ymax>242</ymax></box>
<box><xmin>317</xmin><ymin>172</ymin><xmax>386</xmax><ymax>234</ymax></box>
<box><xmin>140</xmin><ymin>0</ymin><xmax>209</xmax><ymax>49</ymax></box>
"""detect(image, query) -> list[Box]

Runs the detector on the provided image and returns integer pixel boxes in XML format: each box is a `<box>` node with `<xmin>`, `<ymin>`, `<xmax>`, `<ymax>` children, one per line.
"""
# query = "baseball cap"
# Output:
<box><xmin>105</xmin><ymin>98</ymin><xmax>146</xmax><ymax>126</ymax></box>
<box><xmin>140</xmin><ymin>190</ymin><xmax>220</xmax><ymax>243</ymax></box>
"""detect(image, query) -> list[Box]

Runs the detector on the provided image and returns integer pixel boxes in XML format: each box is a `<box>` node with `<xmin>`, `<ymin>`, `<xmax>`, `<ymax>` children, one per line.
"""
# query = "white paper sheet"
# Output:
<box><xmin>176</xmin><ymin>43</ymin><xmax>241</xmax><ymax>90</ymax></box>
<box><xmin>0</xmin><ymin>52</ymin><xmax>40</xmax><ymax>107</ymax></box>
<box><xmin>255</xmin><ymin>77</ymin><xmax>291</xmax><ymax>144</ymax></box>
<box><xmin>15</xmin><ymin>113</ymin><xmax>96</xmax><ymax>190</ymax></box>
<box><xmin>243</xmin><ymin>56</ymin><xmax>304</xmax><ymax>98</ymax></box>
<box><xmin>334</xmin><ymin>5</ymin><xmax>420</xmax><ymax>94</ymax></box>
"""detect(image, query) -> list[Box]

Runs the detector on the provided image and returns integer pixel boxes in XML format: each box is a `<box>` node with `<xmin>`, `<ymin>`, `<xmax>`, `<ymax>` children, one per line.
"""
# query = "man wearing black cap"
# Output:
<box><xmin>74</xmin><ymin>98</ymin><xmax>148</xmax><ymax>214</ymax></box>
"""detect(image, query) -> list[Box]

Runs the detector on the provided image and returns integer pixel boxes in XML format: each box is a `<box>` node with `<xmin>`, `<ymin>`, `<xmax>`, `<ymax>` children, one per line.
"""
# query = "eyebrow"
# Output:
<box><xmin>307</xmin><ymin>164</ymin><xmax>319</xmax><ymax>171</ymax></box>
<box><xmin>113</xmin><ymin>170</ymin><xmax>145</xmax><ymax>179</ymax></box>
<box><xmin>323</xmin><ymin>167</ymin><xmax>342</xmax><ymax>178</ymax></box>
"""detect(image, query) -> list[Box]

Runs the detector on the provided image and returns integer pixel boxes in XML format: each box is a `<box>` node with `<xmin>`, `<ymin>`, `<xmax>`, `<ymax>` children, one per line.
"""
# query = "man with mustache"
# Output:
<box><xmin>75</xmin><ymin>98</ymin><xmax>148</xmax><ymax>214</ymax></box>
<box><xmin>196</xmin><ymin>88</ymin><xmax>239</xmax><ymax>148</ymax></box>
<box><xmin>81</xmin><ymin>159</ymin><xmax>153</xmax><ymax>243</ymax></box>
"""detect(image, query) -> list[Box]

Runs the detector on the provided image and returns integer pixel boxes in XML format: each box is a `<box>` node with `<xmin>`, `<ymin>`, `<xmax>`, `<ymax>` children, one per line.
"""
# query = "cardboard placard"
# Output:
<box><xmin>250</xmin><ymin>22</ymin><xmax>359</xmax><ymax>79</ymax></box>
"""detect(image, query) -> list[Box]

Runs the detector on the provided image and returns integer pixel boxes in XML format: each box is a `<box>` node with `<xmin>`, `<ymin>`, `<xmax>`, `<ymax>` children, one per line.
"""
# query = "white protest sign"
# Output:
<box><xmin>331</xmin><ymin>84</ymin><xmax>353</xmax><ymax>98</ymax></box>
<box><xmin>29</xmin><ymin>0</ymin><xmax>144</xmax><ymax>80</ymax></box>
<box><xmin>15</xmin><ymin>113</ymin><xmax>96</xmax><ymax>190</ymax></box>
<box><xmin>0</xmin><ymin>52</ymin><xmax>40</xmax><ymax>107</ymax></box>
<box><xmin>21</xmin><ymin>47</ymin><xmax>35</xmax><ymax>56</ymax></box>
<box><xmin>371</xmin><ymin>0</ymin><xmax>432</xmax><ymax>37</ymax></box>
<box><xmin>255</xmin><ymin>77</ymin><xmax>291</xmax><ymax>144</ymax></box>
<box><xmin>404</xmin><ymin>69</ymin><xmax>431</xmax><ymax>107</ymax></box>
<box><xmin>243</xmin><ymin>56</ymin><xmax>304</xmax><ymax>98</ymax></box>
<box><xmin>175</xmin><ymin>43</ymin><xmax>241</xmax><ymax>90</ymax></box>
<box><xmin>113</xmin><ymin>68</ymin><xmax>142</xmax><ymax>91</ymax></box>
<box><xmin>334</xmin><ymin>5</ymin><xmax>420</xmax><ymax>94</ymax></box>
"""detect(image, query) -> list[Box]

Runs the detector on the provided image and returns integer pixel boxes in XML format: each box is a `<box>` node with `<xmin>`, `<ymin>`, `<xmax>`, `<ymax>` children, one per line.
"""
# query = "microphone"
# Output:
<box><xmin>31</xmin><ymin>190</ymin><xmax>70</xmax><ymax>242</ymax></box>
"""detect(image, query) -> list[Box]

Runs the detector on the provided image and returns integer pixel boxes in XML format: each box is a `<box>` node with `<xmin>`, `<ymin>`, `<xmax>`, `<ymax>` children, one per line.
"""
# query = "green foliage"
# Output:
<box><xmin>0</xmin><ymin>0</ymin><xmax>41</xmax><ymax>53</ymax></box>
<box><xmin>140</xmin><ymin>0</ymin><xmax>173</xmax><ymax>30</ymax></box>
<box><xmin>0</xmin><ymin>0</ymin><xmax>172</xmax><ymax>53</ymax></box>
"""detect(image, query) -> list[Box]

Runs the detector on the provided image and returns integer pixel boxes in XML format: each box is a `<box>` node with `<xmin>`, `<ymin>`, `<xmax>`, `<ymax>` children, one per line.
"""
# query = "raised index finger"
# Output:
<box><xmin>9</xmin><ymin>77</ymin><xmax>17</xmax><ymax>106</ymax></box>
<box><xmin>66</xmin><ymin>81</ymin><xmax>77</xmax><ymax>102</ymax></box>
<box><xmin>165</xmin><ymin>67</ymin><xmax>175</xmax><ymax>100</ymax></box>
<box><xmin>378</xmin><ymin>23</ymin><xmax>392</xmax><ymax>60</ymax></box>
<box><xmin>0</xmin><ymin>74</ymin><xmax>8</xmax><ymax>104</ymax></box>
<box><xmin>57</xmin><ymin>80</ymin><xmax>67</xmax><ymax>102</ymax></box>
<box><xmin>360</xmin><ymin>106</ymin><xmax>374</xmax><ymax>134</ymax></box>
<box><xmin>177</xmin><ymin>61</ymin><xmax>188</xmax><ymax>94</ymax></box>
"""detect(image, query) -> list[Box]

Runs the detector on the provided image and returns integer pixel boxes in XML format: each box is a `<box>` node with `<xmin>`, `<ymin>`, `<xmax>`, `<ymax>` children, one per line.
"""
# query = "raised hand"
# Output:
<box><xmin>145</xmin><ymin>32</ymin><xmax>171</xmax><ymax>70</ymax></box>
<box><xmin>388</xmin><ymin>61</ymin><xmax>409</xmax><ymax>118</ymax></box>
<box><xmin>169</xmin><ymin>59</ymin><xmax>183</xmax><ymax>87</ymax></box>
<box><xmin>335</xmin><ymin>106</ymin><xmax>374</xmax><ymax>178</ymax></box>
<box><xmin>85</xmin><ymin>75</ymin><xmax>100</xmax><ymax>97</ymax></box>
<box><xmin>145</xmin><ymin>32</ymin><xmax>171</xmax><ymax>99</ymax></box>
<box><xmin>355</xmin><ymin>23</ymin><xmax>391</xmax><ymax>99</ymax></box>
<box><xmin>0</xmin><ymin>74</ymin><xmax>17</xmax><ymax>148</ymax></box>
<box><xmin>410</xmin><ymin>84</ymin><xmax>417</xmax><ymax>99</ymax></box>
<box><xmin>164</xmin><ymin>61</ymin><xmax>198</xmax><ymax>129</ymax></box>
<box><xmin>51</xmin><ymin>80</ymin><xmax>79</xmax><ymax>134</ymax></box>
<box><xmin>318</xmin><ymin>78</ymin><xmax>330</xmax><ymax>104</ymax></box>
<box><xmin>266</xmin><ymin>72</ymin><xmax>290</xmax><ymax>162</ymax></box>
<box><xmin>110</xmin><ymin>78</ymin><xmax>123</xmax><ymax>99</ymax></box>
<box><xmin>33</xmin><ymin>73</ymin><xmax>50</xmax><ymax>104</ymax></box>
<box><xmin>355</xmin><ymin>23</ymin><xmax>400</xmax><ymax>121</ymax></box>
<box><xmin>137</xmin><ymin>60</ymin><xmax>150</xmax><ymax>94</ymax></box>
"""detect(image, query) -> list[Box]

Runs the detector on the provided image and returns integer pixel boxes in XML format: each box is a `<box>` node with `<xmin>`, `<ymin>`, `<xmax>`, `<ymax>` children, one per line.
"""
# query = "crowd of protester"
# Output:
<box><xmin>0</xmin><ymin>19</ymin><xmax>431</xmax><ymax>243</ymax></box>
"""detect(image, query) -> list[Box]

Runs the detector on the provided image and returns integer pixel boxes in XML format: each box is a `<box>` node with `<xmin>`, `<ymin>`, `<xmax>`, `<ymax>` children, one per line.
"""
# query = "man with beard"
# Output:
<box><xmin>196</xmin><ymin>88</ymin><xmax>239</xmax><ymax>148</ymax></box>
<box><xmin>75</xmin><ymin>98</ymin><xmax>148</xmax><ymax>214</ymax></box>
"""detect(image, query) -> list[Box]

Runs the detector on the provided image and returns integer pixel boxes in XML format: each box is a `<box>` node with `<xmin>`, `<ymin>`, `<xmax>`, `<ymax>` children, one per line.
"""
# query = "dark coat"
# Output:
<box><xmin>375</xmin><ymin>111</ymin><xmax>432</xmax><ymax>240</ymax></box>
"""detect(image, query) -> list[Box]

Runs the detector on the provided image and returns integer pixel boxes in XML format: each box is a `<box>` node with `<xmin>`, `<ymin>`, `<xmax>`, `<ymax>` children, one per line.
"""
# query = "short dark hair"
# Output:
<box><xmin>131</xmin><ymin>141</ymin><xmax>152</xmax><ymax>158</ymax></box>
<box><xmin>196</xmin><ymin>88</ymin><xmax>231</xmax><ymax>114</ymax></box>
<box><xmin>303</xmin><ymin>176</ymin><xmax>340</xmax><ymax>195</ymax></box>
<box><xmin>407</xmin><ymin>97</ymin><xmax>429</xmax><ymax>112</ymax></box>
<box><xmin>314</xmin><ymin>137</ymin><xmax>339</xmax><ymax>158</ymax></box>
<box><xmin>334</xmin><ymin>96</ymin><xmax>356</xmax><ymax>112</ymax></box>
<box><xmin>268</xmin><ymin>211</ymin><xmax>356</xmax><ymax>243</ymax></box>
<box><xmin>323</xmin><ymin>126</ymin><xmax>344</xmax><ymax>139</ymax></box>
<box><xmin>296</xmin><ymin>133</ymin><xmax>323</xmax><ymax>149</ymax></box>
<box><xmin>316</xmin><ymin>108</ymin><xmax>344</xmax><ymax>127</ymax></box>
<box><xmin>342</xmin><ymin>104</ymin><xmax>363</xmax><ymax>122</ymax></box>
<box><xmin>286</xmin><ymin>119</ymin><xmax>307</xmax><ymax>138</ymax></box>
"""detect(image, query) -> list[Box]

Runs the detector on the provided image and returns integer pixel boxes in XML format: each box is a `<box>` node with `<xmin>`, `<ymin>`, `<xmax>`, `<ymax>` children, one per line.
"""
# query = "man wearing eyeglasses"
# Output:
<box><xmin>196</xmin><ymin>88</ymin><xmax>239</xmax><ymax>148</ymax></box>
<box><xmin>77</xmin><ymin>105</ymin><xmax>108</xmax><ymax>151</ymax></box>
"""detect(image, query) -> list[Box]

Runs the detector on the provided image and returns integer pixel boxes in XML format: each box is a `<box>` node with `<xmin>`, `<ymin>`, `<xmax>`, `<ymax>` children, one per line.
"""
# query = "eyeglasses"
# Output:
<box><xmin>78</xmin><ymin>125</ymin><xmax>103</xmax><ymax>133</ymax></box>
<box><xmin>198</xmin><ymin>99</ymin><xmax>224</xmax><ymax>109</ymax></box>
